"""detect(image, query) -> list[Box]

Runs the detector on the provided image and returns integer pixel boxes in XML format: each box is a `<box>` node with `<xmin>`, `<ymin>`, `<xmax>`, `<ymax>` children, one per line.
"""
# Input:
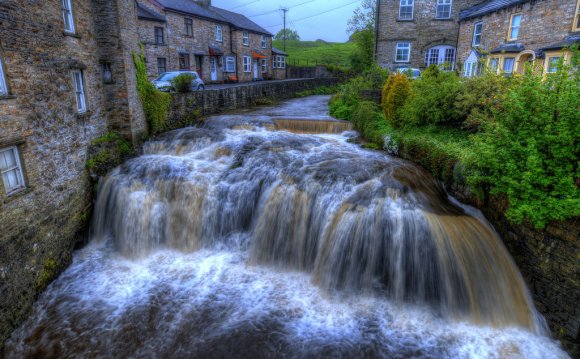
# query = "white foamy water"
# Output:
<box><xmin>5</xmin><ymin>96</ymin><xmax>569</xmax><ymax>358</ymax></box>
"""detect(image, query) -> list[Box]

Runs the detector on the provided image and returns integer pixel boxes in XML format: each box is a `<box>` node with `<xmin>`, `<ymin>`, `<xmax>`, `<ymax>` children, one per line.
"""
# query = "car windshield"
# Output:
<box><xmin>156</xmin><ymin>73</ymin><xmax>178</xmax><ymax>81</ymax></box>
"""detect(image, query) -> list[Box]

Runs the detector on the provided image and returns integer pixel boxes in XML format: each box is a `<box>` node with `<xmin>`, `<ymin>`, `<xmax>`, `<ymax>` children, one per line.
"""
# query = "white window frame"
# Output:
<box><xmin>261</xmin><ymin>35</ymin><xmax>267</xmax><ymax>48</ymax></box>
<box><xmin>225</xmin><ymin>56</ymin><xmax>236</xmax><ymax>73</ymax></box>
<box><xmin>243</xmin><ymin>31</ymin><xmax>249</xmax><ymax>46</ymax></box>
<box><xmin>0</xmin><ymin>57</ymin><xmax>8</xmax><ymax>96</ymax></box>
<box><xmin>261</xmin><ymin>58</ymin><xmax>267</xmax><ymax>73</ymax></box>
<box><xmin>508</xmin><ymin>14</ymin><xmax>521</xmax><ymax>40</ymax></box>
<box><xmin>62</xmin><ymin>0</ymin><xmax>75</xmax><ymax>33</ymax></box>
<box><xmin>273</xmin><ymin>55</ymin><xmax>286</xmax><ymax>69</ymax></box>
<box><xmin>424</xmin><ymin>45</ymin><xmax>456</xmax><ymax>70</ymax></box>
<box><xmin>0</xmin><ymin>146</ymin><xmax>26</xmax><ymax>195</ymax></box>
<box><xmin>72</xmin><ymin>70</ymin><xmax>87</xmax><ymax>113</ymax></box>
<box><xmin>395</xmin><ymin>42</ymin><xmax>411</xmax><ymax>63</ymax></box>
<box><xmin>503</xmin><ymin>57</ymin><xmax>515</xmax><ymax>74</ymax></box>
<box><xmin>436</xmin><ymin>0</ymin><xmax>452</xmax><ymax>19</ymax></box>
<box><xmin>399</xmin><ymin>0</ymin><xmax>414</xmax><ymax>20</ymax></box>
<box><xmin>243</xmin><ymin>56</ymin><xmax>251</xmax><ymax>72</ymax></box>
<box><xmin>473</xmin><ymin>22</ymin><xmax>483</xmax><ymax>47</ymax></box>
<box><xmin>464</xmin><ymin>61</ymin><xmax>475</xmax><ymax>77</ymax></box>
<box><xmin>216</xmin><ymin>25</ymin><xmax>223</xmax><ymax>42</ymax></box>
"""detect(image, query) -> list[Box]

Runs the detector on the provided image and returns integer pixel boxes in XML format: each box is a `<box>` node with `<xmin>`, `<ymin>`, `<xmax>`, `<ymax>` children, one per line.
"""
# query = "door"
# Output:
<box><xmin>210</xmin><ymin>57</ymin><xmax>217</xmax><ymax>81</ymax></box>
<box><xmin>254</xmin><ymin>61</ymin><xmax>259</xmax><ymax>80</ymax></box>
<box><xmin>195</xmin><ymin>56</ymin><xmax>203</xmax><ymax>79</ymax></box>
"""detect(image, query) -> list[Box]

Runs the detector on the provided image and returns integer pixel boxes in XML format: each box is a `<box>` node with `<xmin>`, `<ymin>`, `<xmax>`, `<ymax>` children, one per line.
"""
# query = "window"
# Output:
<box><xmin>273</xmin><ymin>56</ymin><xmax>286</xmax><ymax>69</ymax></box>
<box><xmin>473</xmin><ymin>22</ymin><xmax>483</xmax><ymax>47</ymax></box>
<box><xmin>157</xmin><ymin>58</ymin><xmax>167</xmax><ymax>74</ymax></box>
<box><xmin>489</xmin><ymin>58</ymin><xmax>499</xmax><ymax>72</ymax></box>
<box><xmin>243</xmin><ymin>31</ymin><xmax>249</xmax><ymax>46</ymax></box>
<box><xmin>574</xmin><ymin>0</ymin><xmax>580</xmax><ymax>31</ymax></box>
<box><xmin>436</xmin><ymin>0</ymin><xmax>452</xmax><ymax>19</ymax></box>
<box><xmin>424</xmin><ymin>45</ymin><xmax>455</xmax><ymax>69</ymax></box>
<box><xmin>61</xmin><ymin>0</ymin><xmax>75</xmax><ymax>33</ymax></box>
<box><xmin>185</xmin><ymin>18</ymin><xmax>193</xmax><ymax>37</ymax></box>
<box><xmin>395</xmin><ymin>42</ymin><xmax>411</xmax><ymax>62</ymax></box>
<box><xmin>72</xmin><ymin>70</ymin><xmax>86</xmax><ymax>113</ymax></box>
<box><xmin>261</xmin><ymin>58</ymin><xmax>267</xmax><ymax>73</ymax></box>
<box><xmin>225</xmin><ymin>56</ymin><xmax>236</xmax><ymax>72</ymax></box>
<box><xmin>0</xmin><ymin>147</ymin><xmax>25</xmax><ymax>195</ymax></box>
<box><xmin>243</xmin><ymin>56</ymin><xmax>251</xmax><ymax>72</ymax></box>
<box><xmin>216</xmin><ymin>25</ymin><xmax>223</xmax><ymax>42</ymax></box>
<box><xmin>503</xmin><ymin>57</ymin><xmax>515</xmax><ymax>74</ymax></box>
<box><xmin>508</xmin><ymin>14</ymin><xmax>521</xmax><ymax>40</ymax></box>
<box><xmin>546</xmin><ymin>57</ymin><xmax>561</xmax><ymax>73</ymax></box>
<box><xmin>155</xmin><ymin>27</ymin><xmax>164</xmax><ymax>45</ymax></box>
<box><xmin>261</xmin><ymin>35</ymin><xmax>267</xmax><ymax>49</ymax></box>
<box><xmin>399</xmin><ymin>0</ymin><xmax>414</xmax><ymax>20</ymax></box>
<box><xmin>464</xmin><ymin>61</ymin><xmax>475</xmax><ymax>77</ymax></box>
<box><xmin>179</xmin><ymin>53</ymin><xmax>190</xmax><ymax>70</ymax></box>
<box><xmin>0</xmin><ymin>56</ymin><xmax>8</xmax><ymax>96</ymax></box>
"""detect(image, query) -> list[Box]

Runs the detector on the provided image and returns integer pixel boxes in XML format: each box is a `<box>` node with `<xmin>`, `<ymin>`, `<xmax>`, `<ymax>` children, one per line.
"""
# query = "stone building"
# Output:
<box><xmin>458</xmin><ymin>0</ymin><xmax>580</xmax><ymax>77</ymax></box>
<box><xmin>272</xmin><ymin>47</ymin><xmax>289</xmax><ymax>80</ymax></box>
<box><xmin>375</xmin><ymin>0</ymin><xmax>482</xmax><ymax>70</ymax></box>
<box><xmin>136</xmin><ymin>0</ymin><xmax>281</xmax><ymax>83</ymax></box>
<box><xmin>0</xmin><ymin>0</ymin><xmax>145</xmax><ymax>351</ymax></box>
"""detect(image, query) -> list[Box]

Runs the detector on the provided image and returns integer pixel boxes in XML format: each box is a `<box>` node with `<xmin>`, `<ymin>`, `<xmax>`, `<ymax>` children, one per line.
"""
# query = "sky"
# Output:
<box><xmin>212</xmin><ymin>0</ymin><xmax>361</xmax><ymax>42</ymax></box>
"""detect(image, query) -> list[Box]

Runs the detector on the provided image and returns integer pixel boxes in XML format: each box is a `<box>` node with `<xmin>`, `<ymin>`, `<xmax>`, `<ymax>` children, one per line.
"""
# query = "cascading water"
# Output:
<box><xmin>5</xmin><ymin>96</ymin><xmax>568</xmax><ymax>358</ymax></box>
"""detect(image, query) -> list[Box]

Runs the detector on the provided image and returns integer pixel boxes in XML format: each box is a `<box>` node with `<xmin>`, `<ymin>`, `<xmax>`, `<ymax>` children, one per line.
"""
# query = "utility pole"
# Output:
<box><xmin>280</xmin><ymin>7</ymin><xmax>289</xmax><ymax>52</ymax></box>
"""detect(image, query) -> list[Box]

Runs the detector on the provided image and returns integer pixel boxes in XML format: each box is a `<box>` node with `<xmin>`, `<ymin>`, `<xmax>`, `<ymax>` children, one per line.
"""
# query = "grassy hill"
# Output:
<box><xmin>272</xmin><ymin>40</ymin><xmax>355</xmax><ymax>67</ymax></box>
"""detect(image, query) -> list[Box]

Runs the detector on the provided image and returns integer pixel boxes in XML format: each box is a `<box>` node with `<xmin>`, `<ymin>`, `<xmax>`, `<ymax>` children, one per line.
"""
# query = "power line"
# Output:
<box><xmin>264</xmin><ymin>0</ymin><xmax>361</xmax><ymax>28</ymax></box>
<box><xmin>228</xmin><ymin>0</ymin><xmax>261</xmax><ymax>10</ymax></box>
<box><xmin>248</xmin><ymin>0</ymin><xmax>319</xmax><ymax>18</ymax></box>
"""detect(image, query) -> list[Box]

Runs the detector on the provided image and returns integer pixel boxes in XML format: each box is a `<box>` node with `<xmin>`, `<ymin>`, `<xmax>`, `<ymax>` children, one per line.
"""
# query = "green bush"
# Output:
<box><xmin>381</xmin><ymin>73</ymin><xmax>411</xmax><ymax>127</ymax></box>
<box><xmin>351</xmin><ymin>101</ymin><xmax>393</xmax><ymax>148</ymax></box>
<box><xmin>133</xmin><ymin>48</ymin><xmax>171</xmax><ymax>134</ymax></box>
<box><xmin>400</xmin><ymin>65</ymin><xmax>463</xmax><ymax>127</ymax></box>
<box><xmin>172</xmin><ymin>73</ymin><xmax>195</xmax><ymax>93</ymax></box>
<box><xmin>469</xmin><ymin>59</ymin><xmax>580</xmax><ymax>228</ymax></box>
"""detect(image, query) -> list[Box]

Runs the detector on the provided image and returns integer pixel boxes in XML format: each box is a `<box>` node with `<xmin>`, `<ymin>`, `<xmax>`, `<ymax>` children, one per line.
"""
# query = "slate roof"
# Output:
<box><xmin>152</xmin><ymin>0</ymin><xmax>272</xmax><ymax>35</ymax></box>
<box><xmin>460</xmin><ymin>0</ymin><xmax>530</xmax><ymax>21</ymax></box>
<box><xmin>539</xmin><ymin>34</ymin><xmax>580</xmax><ymax>51</ymax></box>
<box><xmin>489</xmin><ymin>43</ymin><xmax>525</xmax><ymax>53</ymax></box>
<box><xmin>137</xmin><ymin>2</ymin><xmax>166</xmax><ymax>22</ymax></box>
<box><xmin>272</xmin><ymin>47</ymin><xmax>288</xmax><ymax>56</ymax></box>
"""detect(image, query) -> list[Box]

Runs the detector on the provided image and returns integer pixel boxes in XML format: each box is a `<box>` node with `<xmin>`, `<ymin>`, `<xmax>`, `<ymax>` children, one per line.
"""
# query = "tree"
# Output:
<box><xmin>347</xmin><ymin>0</ymin><xmax>377</xmax><ymax>34</ymax></box>
<box><xmin>274</xmin><ymin>28</ymin><xmax>300</xmax><ymax>41</ymax></box>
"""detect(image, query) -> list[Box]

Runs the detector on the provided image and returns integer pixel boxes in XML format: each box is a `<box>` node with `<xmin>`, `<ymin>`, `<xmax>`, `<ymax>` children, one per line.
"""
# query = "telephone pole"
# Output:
<box><xmin>280</xmin><ymin>7</ymin><xmax>289</xmax><ymax>52</ymax></box>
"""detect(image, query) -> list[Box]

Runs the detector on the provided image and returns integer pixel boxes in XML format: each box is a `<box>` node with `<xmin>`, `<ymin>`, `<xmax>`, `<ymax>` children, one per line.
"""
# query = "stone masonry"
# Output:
<box><xmin>375</xmin><ymin>0</ymin><xmax>482</xmax><ymax>70</ymax></box>
<box><xmin>0</xmin><ymin>0</ymin><xmax>145</xmax><ymax>353</ymax></box>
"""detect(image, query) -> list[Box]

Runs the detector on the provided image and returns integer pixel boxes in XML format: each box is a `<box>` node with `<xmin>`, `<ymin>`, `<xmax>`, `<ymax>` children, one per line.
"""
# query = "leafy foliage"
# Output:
<box><xmin>350</xmin><ymin>29</ymin><xmax>375</xmax><ymax>72</ymax></box>
<box><xmin>133</xmin><ymin>48</ymin><xmax>171</xmax><ymax>134</ymax></box>
<box><xmin>274</xmin><ymin>28</ymin><xmax>300</xmax><ymax>41</ymax></box>
<box><xmin>172</xmin><ymin>73</ymin><xmax>195</xmax><ymax>93</ymax></box>
<box><xmin>347</xmin><ymin>0</ymin><xmax>377</xmax><ymax>33</ymax></box>
<box><xmin>381</xmin><ymin>73</ymin><xmax>411</xmax><ymax>127</ymax></box>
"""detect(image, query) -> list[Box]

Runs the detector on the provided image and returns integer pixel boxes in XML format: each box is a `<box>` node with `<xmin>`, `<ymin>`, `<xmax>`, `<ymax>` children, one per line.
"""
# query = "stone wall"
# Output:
<box><xmin>168</xmin><ymin>78</ymin><xmax>339</xmax><ymax>125</ymax></box>
<box><xmin>0</xmin><ymin>0</ymin><xmax>145</xmax><ymax>353</ymax></box>
<box><xmin>457</xmin><ymin>0</ymin><xmax>577</xmax><ymax>64</ymax></box>
<box><xmin>288</xmin><ymin>65</ymin><xmax>333</xmax><ymax>79</ymax></box>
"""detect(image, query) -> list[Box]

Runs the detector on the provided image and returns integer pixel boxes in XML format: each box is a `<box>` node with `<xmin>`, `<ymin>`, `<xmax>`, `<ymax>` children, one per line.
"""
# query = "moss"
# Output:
<box><xmin>133</xmin><ymin>46</ymin><xmax>171</xmax><ymax>134</ymax></box>
<box><xmin>35</xmin><ymin>258</ymin><xmax>58</xmax><ymax>291</ymax></box>
<box><xmin>295</xmin><ymin>85</ymin><xmax>339</xmax><ymax>98</ymax></box>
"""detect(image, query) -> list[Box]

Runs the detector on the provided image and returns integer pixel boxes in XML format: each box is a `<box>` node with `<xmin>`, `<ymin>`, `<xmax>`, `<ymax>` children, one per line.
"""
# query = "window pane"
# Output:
<box><xmin>503</xmin><ymin>58</ymin><xmax>515</xmax><ymax>73</ymax></box>
<box><xmin>3</xmin><ymin>168</ymin><xmax>21</xmax><ymax>189</ymax></box>
<box><xmin>0</xmin><ymin>149</ymin><xmax>16</xmax><ymax>169</ymax></box>
<box><xmin>548</xmin><ymin>57</ymin><xmax>560</xmax><ymax>73</ymax></box>
<box><xmin>0</xmin><ymin>58</ymin><xmax>6</xmax><ymax>95</ymax></box>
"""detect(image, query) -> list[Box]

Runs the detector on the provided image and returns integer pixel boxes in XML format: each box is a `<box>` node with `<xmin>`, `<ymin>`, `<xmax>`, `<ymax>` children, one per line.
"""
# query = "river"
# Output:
<box><xmin>5</xmin><ymin>96</ymin><xmax>568</xmax><ymax>358</ymax></box>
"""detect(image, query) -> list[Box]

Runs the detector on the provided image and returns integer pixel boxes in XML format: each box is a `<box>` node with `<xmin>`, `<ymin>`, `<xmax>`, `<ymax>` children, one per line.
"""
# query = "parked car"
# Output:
<box><xmin>395</xmin><ymin>67</ymin><xmax>421</xmax><ymax>79</ymax></box>
<box><xmin>152</xmin><ymin>71</ymin><xmax>205</xmax><ymax>92</ymax></box>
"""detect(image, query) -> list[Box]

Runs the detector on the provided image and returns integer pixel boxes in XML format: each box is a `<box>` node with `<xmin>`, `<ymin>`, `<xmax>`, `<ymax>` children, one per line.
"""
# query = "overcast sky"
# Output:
<box><xmin>212</xmin><ymin>0</ymin><xmax>361</xmax><ymax>42</ymax></box>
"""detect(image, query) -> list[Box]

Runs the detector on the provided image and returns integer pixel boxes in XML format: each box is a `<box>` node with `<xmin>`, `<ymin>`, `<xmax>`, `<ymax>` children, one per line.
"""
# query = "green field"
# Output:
<box><xmin>272</xmin><ymin>40</ymin><xmax>355</xmax><ymax>67</ymax></box>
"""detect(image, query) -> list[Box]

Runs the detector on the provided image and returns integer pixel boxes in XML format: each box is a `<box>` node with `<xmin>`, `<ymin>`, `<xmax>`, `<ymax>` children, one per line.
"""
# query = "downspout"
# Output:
<box><xmin>374</xmin><ymin>0</ymin><xmax>381</xmax><ymax>63</ymax></box>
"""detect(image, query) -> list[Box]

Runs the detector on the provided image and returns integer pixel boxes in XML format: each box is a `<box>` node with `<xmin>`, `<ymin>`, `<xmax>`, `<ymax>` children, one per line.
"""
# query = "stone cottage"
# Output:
<box><xmin>458</xmin><ymin>0</ymin><xmax>580</xmax><ymax>77</ymax></box>
<box><xmin>0</xmin><ymin>0</ymin><xmax>146</xmax><ymax>351</ymax></box>
<box><xmin>136</xmin><ymin>0</ymin><xmax>285</xmax><ymax>83</ymax></box>
<box><xmin>375</xmin><ymin>0</ymin><xmax>482</xmax><ymax>70</ymax></box>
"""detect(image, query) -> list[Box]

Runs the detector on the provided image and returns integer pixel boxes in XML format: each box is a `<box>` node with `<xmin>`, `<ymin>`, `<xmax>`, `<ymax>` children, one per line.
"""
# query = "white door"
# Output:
<box><xmin>210</xmin><ymin>58</ymin><xmax>217</xmax><ymax>81</ymax></box>
<box><xmin>254</xmin><ymin>61</ymin><xmax>259</xmax><ymax>80</ymax></box>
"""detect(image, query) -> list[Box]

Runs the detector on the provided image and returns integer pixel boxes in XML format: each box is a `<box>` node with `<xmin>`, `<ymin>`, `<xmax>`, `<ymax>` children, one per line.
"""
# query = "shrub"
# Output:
<box><xmin>351</xmin><ymin>101</ymin><xmax>394</xmax><ymax>148</ymax></box>
<box><xmin>468</xmin><ymin>59</ymin><xmax>580</xmax><ymax>228</ymax></box>
<box><xmin>133</xmin><ymin>48</ymin><xmax>171</xmax><ymax>134</ymax></box>
<box><xmin>172</xmin><ymin>73</ymin><xmax>195</xmax><ymax>93</ymax></box>
<box><xmin>381</xmin><ymin>73</ymin><xmax>411</xmax><ymax>127</ymax></box>
<box><xmin>400</xmin><ymin>65</ymin><xmax>463</xmax><ymax>127</ymax></box>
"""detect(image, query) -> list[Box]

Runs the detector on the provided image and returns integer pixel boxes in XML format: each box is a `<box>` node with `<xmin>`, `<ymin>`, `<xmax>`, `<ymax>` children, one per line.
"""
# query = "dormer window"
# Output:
<box><xmin>61</xmin><ymin>0</ymin><xmax>75</xmax><ymax>33</ymax></box>
<box><xmin>473</xmin><ymin>22</ymin><xmax>483</xmax><ymax>47</ymax></box>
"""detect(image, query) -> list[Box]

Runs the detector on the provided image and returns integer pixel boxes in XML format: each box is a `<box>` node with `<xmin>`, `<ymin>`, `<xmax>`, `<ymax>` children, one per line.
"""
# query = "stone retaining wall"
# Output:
<box><xmin>168</xmin><ymin>78</ymin><xmax>339</xmax><ymax>126</ymax></box>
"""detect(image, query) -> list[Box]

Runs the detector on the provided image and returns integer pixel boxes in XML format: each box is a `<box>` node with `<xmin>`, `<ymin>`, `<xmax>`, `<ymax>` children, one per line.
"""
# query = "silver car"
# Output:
<box><xmin>152</xmin><ymin>71</ymin><xmax>205</xmax><ymax>92</ymax></box>
<box><xmin>395</xmin><ymin>67</ymin><xmax>421</xmax><ymax>79</ymax></box>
